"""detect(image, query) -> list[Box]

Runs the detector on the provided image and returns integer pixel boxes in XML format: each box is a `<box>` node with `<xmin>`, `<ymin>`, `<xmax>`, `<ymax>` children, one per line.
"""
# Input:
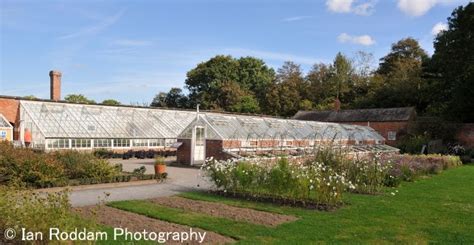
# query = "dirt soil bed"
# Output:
<box><xmin>74</xmin><ymin>206</ymin><xmax>234</xmax><ymax>244</ymax></box>
<box><xmin>151</xmin><ymin>196</ymin><xmax>298</xmax><ymax>227</ymax></box>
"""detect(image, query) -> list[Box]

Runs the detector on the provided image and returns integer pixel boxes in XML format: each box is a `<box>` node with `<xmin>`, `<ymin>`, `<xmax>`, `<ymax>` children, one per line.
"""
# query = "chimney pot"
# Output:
<box><xmin>49</xmin><ymin>70</ymin><xmax>62</xmax><ymax>101</ymax></box>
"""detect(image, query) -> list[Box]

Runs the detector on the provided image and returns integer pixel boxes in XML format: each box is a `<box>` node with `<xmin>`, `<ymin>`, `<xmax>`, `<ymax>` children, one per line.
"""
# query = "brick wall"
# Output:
<box><xmin>207</xmin><ymin>139</ymin><xmax>232</xmax><ymax>161</ymax></box>
<box><xmin>222</xmin><ymin>140</ymin><xmax>241</xmax><ymax>148</ymax></box>
<box><xmin>339</xmin><ymin>121</ymin><xmax>410</xmax><ymax>146</ymax></box>
<box><xmin>176</xmin><ymin>139</ymin><xmax>191</xmax><ymax>164</ymax></box>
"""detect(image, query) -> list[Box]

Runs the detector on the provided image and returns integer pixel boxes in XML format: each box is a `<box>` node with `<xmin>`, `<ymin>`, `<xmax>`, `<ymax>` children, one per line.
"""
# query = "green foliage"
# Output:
<box><xmin>101</xmin><ymin>99</ymin><xmax>121</xmax><ymax>106</ymax></box>
<box><xmin>0</xmin><ymin>141</ymin><xmax>119</xmax><ymax>188</ymax></box>
<box><xmin>64</xmin><ymin>94</ymin><xmax>96</xmax><ymax>104</ymax></box>
<box><xmin>0</xmin><ymin>186</ymin><xmax>96</xmax><ymax>243</ymax></box>
<box><xmin>185</xmin><ymin>55</ymin><xmax>275</xmax><ymax>112</ymax></box>
<box><xmin>150</xmin><ymin>92</ymin><xmax>167</xmax><ymax>107</ymax></box>
<box><xmin>396</xmin><ymin>135</ymin><xmax>430</xmax><ymax>154</ymax></box>
<box><xmin>202</xmin><ymin>157</ymin><xmax>349</xmax><ymax>206</ymax></box>
<box><xmin>132</xmin><ymin>166</ymin><xmax>147</xmax><ymax>176</ymax></box>
<box><xmin>430</xmin><ymin>3</ymin><xmax>474</xmax><ymax>122</ymax></box>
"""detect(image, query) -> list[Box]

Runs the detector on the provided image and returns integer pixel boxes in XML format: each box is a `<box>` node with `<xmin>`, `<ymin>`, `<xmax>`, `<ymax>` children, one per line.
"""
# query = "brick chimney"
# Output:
<box><xmin>334</xmin><ymin>98</ymin><xmax>341</xmax><ymax>112</ymax></box>
<box><xmin>49</xmin><ymin>70</ymin><xmax>62</xmax><ymax>101</ymax></box>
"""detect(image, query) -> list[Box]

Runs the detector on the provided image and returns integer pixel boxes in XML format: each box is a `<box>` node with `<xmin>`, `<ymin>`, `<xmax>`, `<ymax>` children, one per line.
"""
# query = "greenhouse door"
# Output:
<box><xmin>193</xmin><ymin>126</ymin><xmax>205</xmax><ymax>164</ymax></box>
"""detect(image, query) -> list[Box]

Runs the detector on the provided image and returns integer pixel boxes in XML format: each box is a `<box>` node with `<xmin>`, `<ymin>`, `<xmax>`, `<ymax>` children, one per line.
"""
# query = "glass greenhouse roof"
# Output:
<box><xmin>0</xmin><ymin>113</ymin><xmax>12</xmax><ymax>128</ymax></box>
<box><xmin>179</xmin><ymin>113</ymin><xmax>386</xmax><ymax>142</ymax></box>
<box><xmin>20</xmin><ymin>101</ymin><xmax>196</xmax><ymax>139</ymax></box>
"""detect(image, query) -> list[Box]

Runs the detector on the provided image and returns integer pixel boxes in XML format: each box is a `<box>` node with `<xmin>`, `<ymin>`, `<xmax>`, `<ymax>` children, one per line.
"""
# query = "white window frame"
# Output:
<box><xmin>387</xmin><ymin>131</ymin><xmax>397</xmax><ymax>141</ymax></box>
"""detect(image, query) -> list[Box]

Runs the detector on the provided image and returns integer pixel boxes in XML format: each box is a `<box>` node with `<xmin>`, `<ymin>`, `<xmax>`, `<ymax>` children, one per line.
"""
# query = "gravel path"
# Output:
<box><xmin>70</xmin><ymin>161</ymin><xmax>211</xmax><ymax>207</ymax></box>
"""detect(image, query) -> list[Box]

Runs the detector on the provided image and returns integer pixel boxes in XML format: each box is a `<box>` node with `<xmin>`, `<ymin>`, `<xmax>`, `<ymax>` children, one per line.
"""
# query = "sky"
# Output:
<box><xmin>0</xmin><ymin>0</ymin><xmax>471</xmax><ymax>104</ymax></box>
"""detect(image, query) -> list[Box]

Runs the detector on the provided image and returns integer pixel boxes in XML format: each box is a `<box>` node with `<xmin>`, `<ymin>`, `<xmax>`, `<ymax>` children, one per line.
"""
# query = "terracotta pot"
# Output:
<box><xmin>154</xmin><ymin>164</ymin><xmax>166</xmax><ymax>175</ymax></box>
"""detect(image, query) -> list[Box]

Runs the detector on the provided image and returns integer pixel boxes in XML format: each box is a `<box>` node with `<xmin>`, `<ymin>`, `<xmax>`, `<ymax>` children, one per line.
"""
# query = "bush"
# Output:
<box><xmin>132</xmin><ymin>166</ymin><xmax>147</xmax><ymax>176</ymax></box>
<box><xmin>397</xmin><ymin>135</ymin><xmax>430</xmax><ymax>154</ymax></box>
<box><xmin>93</xmin><ymin>148</ymin><xmax>114</xmax><ymax>159</ymax></box>
<box><xmin>0</xmin><ymin>142</ymin><xmax>119</xmax><ymax>188</ymax></box>
<box><xmin>0</xmin><ymin>186</ymin><xmax>96</xmax><ymax>243</ymax></box>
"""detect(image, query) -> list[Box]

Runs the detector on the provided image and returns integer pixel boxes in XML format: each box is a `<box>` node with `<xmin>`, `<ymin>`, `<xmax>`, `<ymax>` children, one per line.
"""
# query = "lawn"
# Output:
<box><xmin>109</xmin><ymin>165</ymin><xmax>474</xmax><ymax>244</ymax></box>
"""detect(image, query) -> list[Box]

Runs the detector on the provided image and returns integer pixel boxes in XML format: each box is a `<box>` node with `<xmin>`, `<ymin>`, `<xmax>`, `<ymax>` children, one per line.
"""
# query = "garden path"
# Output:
<box><xmin>69</xmin><ymin>162</ymin><xmax>210</xmax><ymax>207</ymax></box>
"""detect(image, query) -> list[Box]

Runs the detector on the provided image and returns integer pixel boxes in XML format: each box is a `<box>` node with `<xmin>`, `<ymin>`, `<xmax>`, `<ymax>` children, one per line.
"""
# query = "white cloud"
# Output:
<box><xmin>397</xmin><ymin>0</ymin><xmax>465</xmax><ymax>17</ymax></box>
<box><xmin>326</xmin><ymin>0</ymin><xmax>376</xmax><ymax>16</ymax></box>
<box><xmin>282</xmin><ymin>16</ymin><xmax>313</xmax><ymax>22</ymax></box>
<box><xmin>431</xmin><ymin>22</ymin><xmax>448</xmax><ymax>35</ymax></box>
<box><xmin>59</xmin><ymin>9</ymin><xmax>125</xmax><ymax>39</ymax></box>
<box><xmin>338</xmin><ymin>33</ymin><xmax>376</xmax><ymax>46</ymax></box>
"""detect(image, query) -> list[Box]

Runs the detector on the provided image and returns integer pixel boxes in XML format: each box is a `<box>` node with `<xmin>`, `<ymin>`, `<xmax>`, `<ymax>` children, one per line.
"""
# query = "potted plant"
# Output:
<box><xmin>154</xmin><ymin>157</ymin><xmax>166</xmax><ymax>175</ymax></box>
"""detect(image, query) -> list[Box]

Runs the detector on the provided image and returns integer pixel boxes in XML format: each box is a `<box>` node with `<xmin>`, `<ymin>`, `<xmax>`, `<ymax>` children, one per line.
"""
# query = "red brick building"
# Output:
<box><xmin>293</xmin><ymin>107</ymin><xmax>417</xmax><ymax>146</ymax></box>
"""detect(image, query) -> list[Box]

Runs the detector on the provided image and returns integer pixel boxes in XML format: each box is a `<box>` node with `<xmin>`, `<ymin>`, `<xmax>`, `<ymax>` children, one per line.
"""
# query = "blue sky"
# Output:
<box><xmin>0</xmin><ymin>0</ymin><xmax>470</xmax><ymax>104</ymax></box>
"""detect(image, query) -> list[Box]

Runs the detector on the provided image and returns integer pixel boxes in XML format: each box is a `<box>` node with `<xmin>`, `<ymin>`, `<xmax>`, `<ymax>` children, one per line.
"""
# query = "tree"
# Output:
<box><xmin>305</xmin><ymin>53</ymin><xmax>354</xmax><ymax>110</ymax></box>
<box><xmin>101</xmin><ymin>99</ymin><xmax>121</xmax><ymax>106</ymax></box>
<box><xmin>430</xmin><ymin>3</ymin><xmax>474</xmax><ymax>122</ymax></box>
<box><xmin>23</xmin><ymin>95</ymin><xmax>37</xmax><ymax>100</ymax></box>
<box><xmin>150</xmin><ymin>92</ymin><xmax>167</xmax><ymax>107</ymax></box>
<box><xmin>165</xmin><ymin>88</ymin><xmax>188</xmax><ymax>108</ymax></box>
<box><xmin>230</xmin><ymin>95</ymin><xmax>261</xmax><ymax>113</ymax></box>
<box><xmin>358</xmin><ymin>38</ymin><xmax>429</xmax><ymax>110</ymax></box>
<box><xmin>236</xmin><ymin>57</ymin><xmax>275</xmax><ymax>109</ymax></box>
<box><xmin>266</xmin><ymin>62</ymin><xmax>306</xmax><ymax>116</ymax></box>
<box><xmin>185</xmin><ymin>55</ymin><xmax>275</xmax><ymax>111</ymax></box>
<box><xmin>306</xmin><ymin>63</ymin><xmax>332</xmax><ymax>107</ymax></box>
<box><xmin>64</xmin><ymin>94</ymin><xmax>96</xmax><ymax>104</ymax></box>
<box><xmin>330</xmin><ymin>52</ymin><xmax>354</xmax><ymax>103</ymax></box>
<box><xmin>185</xmin><ymin>55</ymin><xmax>240</xmax><ymax>109</ymax></box>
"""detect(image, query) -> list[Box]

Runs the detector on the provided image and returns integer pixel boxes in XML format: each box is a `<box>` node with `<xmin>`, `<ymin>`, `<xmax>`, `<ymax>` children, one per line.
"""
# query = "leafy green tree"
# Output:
<box><xmin>230</xmin><ymin>95</ymin><xmax>261</xmax><ymax>113</ymax></box>
<box><xmin>357</xmin><ymin>38</ymin><xmax>429</xmax><ymax>110</ymax></box>
<box><xmin>150</xmin><ymin>92</ymin><xmax>167</xmax><ymax>107</ymax></box>
<box><xmin>330</xmin><ymin>52</ymin><xmax>354</xmax><ymax>104</ymax></box>
<box><xmin>101</xmin><ymin>99</ymin><xmax>121</xmax><ymax>106</ymax></box>
<box><xmin>185</xmin><ymin>55</ymin><xmax>275</xmax><ymax>111</ymax></box>
<box><xmin>306</xmin><ymin>63</ymin><xmax>332</xmax><ymax>106</ymax></box>
<box><xmin>429</xmin><ymin>3</ymin><xmax>474</xmax><ymax>122</ymax></box>
<box><xmin>185</xmin><ymin>55</ymin><xmax>240</xmax><ymax>109</ymax></box>
<box><xmin>266</xmin><ymin>62</ymin><xmax>306</xmax><ymax>116</ymax></box>
<box><xmin>23</xmin><ymin>95</ymin><xmax>37</xmax><ymax>100</ymax></box>
<box><xmin>165</xmin><ymin>88</ymin><xmax>188</xmax><ymax>108</ymax></box>
<box><xmin>64</xmin><ymin>94</ymin><xmax>96</xmax><ymax>104</ymax></box>
<box><xmin>237</xmin><ymin>57</ymin><xmax>275</xmax><ymax>109</ymax></box>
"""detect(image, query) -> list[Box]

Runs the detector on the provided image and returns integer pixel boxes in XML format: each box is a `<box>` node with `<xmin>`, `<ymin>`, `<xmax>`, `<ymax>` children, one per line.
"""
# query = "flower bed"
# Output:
<box><xmin>201</xmin><ymin>157</ymin><xmax>352</xmax><ymax>207</ymax></box>
<box><xmin>201</xmin><ymin>151</ymin><xmax>462</xmax><ymax>207</ymax></box>
<box><xmin>384</xmin><ymin>154</ymin><xmax>461</xmax><ymax>184</ymax></box>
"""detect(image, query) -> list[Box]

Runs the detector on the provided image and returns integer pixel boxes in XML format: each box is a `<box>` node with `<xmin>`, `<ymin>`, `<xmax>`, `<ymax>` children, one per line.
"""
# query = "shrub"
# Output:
<box><xmin>0</xmin><ymin>142</ymin><xmax>119</xmax><ymax>188</ymax></box>
<box><xmin>0</xmin><ymin>186</ymin><xmax>96</xmax><ymax>243</ymax></box>
<box><xmin>93</xmin><ymin>148</ymin><xmax>114</xmax><ymax>159</ymax></box>
<box><xmin>132</xmin><ymin>166</ymin><xmax>147</xmax><ymax>176</ymax></box>
<box><xmin>397</xmin><ymin>135</ymin><xmax>430</xmax><ymax>154</ymax></box>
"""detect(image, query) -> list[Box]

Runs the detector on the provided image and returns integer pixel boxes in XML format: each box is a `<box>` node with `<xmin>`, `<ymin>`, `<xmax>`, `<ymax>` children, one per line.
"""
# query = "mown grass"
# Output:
<box><xmin>109</xmin><ymin>165</ymin><xmax>474</xmax><ymax>244</ymax></box>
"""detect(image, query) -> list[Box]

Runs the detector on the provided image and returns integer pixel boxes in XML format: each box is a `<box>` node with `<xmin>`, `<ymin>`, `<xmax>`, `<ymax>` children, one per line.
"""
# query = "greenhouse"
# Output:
<box><xmin>0</xmin><ymin>113</ymin><xmax>13</xmax><ymax>142</ymax></box>
<box><xmin>177</xmin><ymin>113</ymin><xmax>399</xmax><ymax>165</ymax></box>
<box><xmin>19</xmin><ymin>100</ymin><xmax>196</xmax><ymax>150</ymax></box>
